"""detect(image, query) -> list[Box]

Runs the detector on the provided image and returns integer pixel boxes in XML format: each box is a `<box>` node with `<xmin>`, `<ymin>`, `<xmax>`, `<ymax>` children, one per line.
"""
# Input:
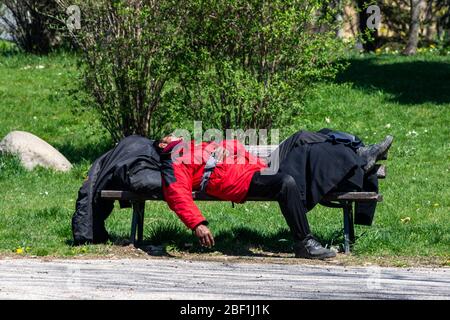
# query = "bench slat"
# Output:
<box><xmin>247</xmin><ymin>145</ymin><xmax>278</xmax><ymax>158</ymax></box>
<box><xmin>322</xmin><ymin>192</ymin><xmax>383</xmax><ymax>202</ymax></box>
<box><xmin>101</xmin><ymin>190</ymin><xmax>382</xmax><ymax>202</ymax></box>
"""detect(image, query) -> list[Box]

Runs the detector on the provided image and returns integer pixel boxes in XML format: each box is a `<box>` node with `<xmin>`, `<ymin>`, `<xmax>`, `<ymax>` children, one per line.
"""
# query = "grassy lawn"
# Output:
<box><xmin>0</xmin><ymin>47</ymin><xmax>449</xmax><ymax>265</ymax></box>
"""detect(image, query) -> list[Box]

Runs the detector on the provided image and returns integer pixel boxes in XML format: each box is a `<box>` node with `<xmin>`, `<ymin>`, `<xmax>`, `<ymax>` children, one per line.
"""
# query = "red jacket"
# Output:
<box><xmin>160</xmin><ymin>139</ymin><xmax>267</xmax><ymax>230</ymax></box>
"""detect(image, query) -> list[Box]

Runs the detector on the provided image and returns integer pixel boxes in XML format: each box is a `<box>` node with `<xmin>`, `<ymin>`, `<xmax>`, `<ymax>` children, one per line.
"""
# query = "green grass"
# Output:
<box><xmin>0</xmin><ymin>47</ymin><xmax>449</xmax><ymax>264</ymax></box>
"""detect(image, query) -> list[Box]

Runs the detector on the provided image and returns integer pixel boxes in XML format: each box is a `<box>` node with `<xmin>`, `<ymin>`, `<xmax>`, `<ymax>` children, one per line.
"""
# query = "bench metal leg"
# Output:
<box><xmin>130</xmin><ymin>201</ymin><xmax>145</xmax><ymax>246</ymax></box>
<box><xmin>343</xmin><ymin>201</ymin><xmax>355</xmax><ymax>254</ymax></box>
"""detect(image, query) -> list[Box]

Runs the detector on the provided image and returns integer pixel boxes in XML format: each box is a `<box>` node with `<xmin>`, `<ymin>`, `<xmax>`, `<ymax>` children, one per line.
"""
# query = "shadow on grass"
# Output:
<box><xmin>108</xmin><ymin>225</ymin><xmax>344</xmax><ymax>258</ymax></box>
<box><xmin>336</xmin><ymin>58</ymin><xmax>450</xmax><ymax>105</ymax></box>
<box><xmin>55</xmin><ymin>139</ymin><xmax>113</xmax><ymax>164</ymax></box>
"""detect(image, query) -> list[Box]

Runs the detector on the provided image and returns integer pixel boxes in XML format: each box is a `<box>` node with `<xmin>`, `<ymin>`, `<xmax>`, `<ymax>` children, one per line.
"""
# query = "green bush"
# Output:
<box><xmin>57</xmin><ymin>0</ymin><xmax>347</xmax><ymax>140</ymax></box>
<box><xmin>56</xmin><ymin>0</ymin><xmax>189</xmax><ymax>141</ymax></box>
<box><xmin>181</xmin><ymin>0</ymin><xmax>347</xmax><ymax>131</ymax></box>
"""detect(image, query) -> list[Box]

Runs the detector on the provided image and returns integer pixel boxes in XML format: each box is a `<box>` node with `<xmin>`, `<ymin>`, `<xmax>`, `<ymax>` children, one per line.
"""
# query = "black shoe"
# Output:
<box><xmin>294</xmin><ymin>236</ymin><xmax>336</xmax><ymax>260</ymax></box>
<box><xmin>357</xmin><ymin>135</ymin><xmax>393</xmax><ymax>172</ymax></box>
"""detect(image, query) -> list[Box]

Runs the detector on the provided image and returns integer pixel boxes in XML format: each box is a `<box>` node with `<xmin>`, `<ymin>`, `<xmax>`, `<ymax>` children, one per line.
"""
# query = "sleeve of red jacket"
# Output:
<box><xmin>162</xmin><ymin>163</ymin><xmax>207</xmax><ymax>230</ymax></box>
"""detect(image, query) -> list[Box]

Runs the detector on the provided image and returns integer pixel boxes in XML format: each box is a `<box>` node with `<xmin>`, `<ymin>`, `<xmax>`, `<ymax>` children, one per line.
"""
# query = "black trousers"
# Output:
<box><xmin>247</xmin><ymin>172</ymin><xmax>311</xmax><ymax>242</ymax></box>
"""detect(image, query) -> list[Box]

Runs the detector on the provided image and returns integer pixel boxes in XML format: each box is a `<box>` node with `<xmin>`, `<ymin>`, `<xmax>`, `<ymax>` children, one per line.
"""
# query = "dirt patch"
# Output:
<box><xmin>2</xmin><ymin>245</ymin><xmax>448</xmax><ymax>268</ymax></box>
<box><xmin>166</xmin><ymin>250</ymin><xmax>449</xmax><ymax>268</ymax></box>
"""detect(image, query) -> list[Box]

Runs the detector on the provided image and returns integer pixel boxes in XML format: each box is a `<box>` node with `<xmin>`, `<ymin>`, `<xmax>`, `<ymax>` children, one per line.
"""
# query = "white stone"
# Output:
<box><xmin>0</xmin><ymin>131</ymin><xmax>72</xmax><ymax>172</ymax></box>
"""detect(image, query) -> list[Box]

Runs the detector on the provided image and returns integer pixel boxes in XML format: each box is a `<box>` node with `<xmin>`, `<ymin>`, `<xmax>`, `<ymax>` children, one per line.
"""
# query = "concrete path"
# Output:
<box><xmin>0</xmin><ymin>258</ymin><xmax>448</xmax><ymax>299</ymax></box>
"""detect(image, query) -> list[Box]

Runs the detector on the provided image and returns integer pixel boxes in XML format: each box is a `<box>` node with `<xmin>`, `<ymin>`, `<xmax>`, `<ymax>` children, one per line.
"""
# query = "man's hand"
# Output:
<box><xmin>194</xmin><ymin>224</ymin><xmax>215</xmax><ymax>248</ymax></box>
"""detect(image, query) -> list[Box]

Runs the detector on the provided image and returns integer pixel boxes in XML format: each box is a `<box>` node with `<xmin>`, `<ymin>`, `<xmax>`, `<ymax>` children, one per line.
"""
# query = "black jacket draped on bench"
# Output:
<box><xmin>72</xmin><ymin>135</ymin><xmax>162</xmax><ymax>244</ymax></box>
<box><xmin>72</xmin><ymin>130</ymin><xmax>378</xmax><ymax>245</ymax></box>
<box><xmin>273</xmin><ymin>129</ymin><xmax>378</xmax><ymax>226</ymax></box>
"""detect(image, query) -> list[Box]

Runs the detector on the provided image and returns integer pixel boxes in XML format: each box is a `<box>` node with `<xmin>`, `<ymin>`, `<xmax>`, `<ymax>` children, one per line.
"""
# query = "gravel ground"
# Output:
<box><xmin>0</xmin><ymin>257</ymin><xmax>448</xmax><ymax>300</ymax></box>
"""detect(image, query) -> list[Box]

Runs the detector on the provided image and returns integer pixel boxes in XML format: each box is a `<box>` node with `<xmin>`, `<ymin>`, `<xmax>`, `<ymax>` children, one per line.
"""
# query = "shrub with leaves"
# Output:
<box><xmin>181</xmin><ymin>0</ymin><xmax>347</xmax><ymax>131</ymax></box>
<box><xmin>56</xmin><ymin>0</ymin><xmax>188</xmax><ymax>141</ymax></box>
<box><xmin>56</xmin><ymin>0</ymin><xmax>347</xmax><ymax>140</ymax></box>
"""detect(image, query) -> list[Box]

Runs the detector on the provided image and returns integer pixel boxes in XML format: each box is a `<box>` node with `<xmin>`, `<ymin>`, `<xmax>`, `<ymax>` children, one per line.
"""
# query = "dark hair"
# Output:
<box><xmin>153</xmin><ymin>139</ymin><xmax>164</xmax><ymax>153</ymax></box>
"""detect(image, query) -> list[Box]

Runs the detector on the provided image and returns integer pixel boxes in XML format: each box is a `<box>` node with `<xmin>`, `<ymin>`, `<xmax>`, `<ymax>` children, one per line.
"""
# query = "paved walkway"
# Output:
<box><xmin>0</xmin><ymin>258</ymin><xmax>448</xmax><ymax>299</ymax></box>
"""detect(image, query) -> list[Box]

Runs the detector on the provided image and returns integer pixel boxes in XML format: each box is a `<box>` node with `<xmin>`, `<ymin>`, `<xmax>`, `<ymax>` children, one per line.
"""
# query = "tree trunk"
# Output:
<box><xmin>334</xmin><ymin>0</ymin><xmax>345</xmax><ymax>39</ymax></box>
<box><xmin>403</xmin><ymin>0</ymin><xmax>422</xmax><ymax>55</ymax></box>
<box><xmin>423</xmin><ymin>0</ymin><xmax>435</xmax><ymax>42</ymax></box>
<box><xmin>437</xmin><ymin>0</ymin><xmax>450</xmax><ymax>41</ymax></box>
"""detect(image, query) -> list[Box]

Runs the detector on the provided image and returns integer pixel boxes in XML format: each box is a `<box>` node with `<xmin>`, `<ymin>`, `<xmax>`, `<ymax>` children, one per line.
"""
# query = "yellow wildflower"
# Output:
<box><xmin>400</xmin><ymin>217</ymin><xmax>411</xmax><ymax>223</ymax></box>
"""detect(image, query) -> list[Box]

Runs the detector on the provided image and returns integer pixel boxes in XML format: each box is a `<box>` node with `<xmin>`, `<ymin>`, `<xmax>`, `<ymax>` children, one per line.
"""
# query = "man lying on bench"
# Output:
<box><xmin>155</xmin><ymin>129</ymin><xmax>393</xmax><ymax>260</ymax></box>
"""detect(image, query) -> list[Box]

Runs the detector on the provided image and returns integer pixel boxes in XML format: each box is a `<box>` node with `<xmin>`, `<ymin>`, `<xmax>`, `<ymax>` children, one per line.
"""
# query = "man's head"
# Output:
<box><xmin>156</xmin><ymin>134</ymin><xmax>183</xmax><ymax>152</ymax></box>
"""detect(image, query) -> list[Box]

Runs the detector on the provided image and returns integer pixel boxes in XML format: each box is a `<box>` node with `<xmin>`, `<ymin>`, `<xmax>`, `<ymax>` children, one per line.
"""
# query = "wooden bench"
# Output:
<box><xmin>101</xmin><ymin>145</ymin><xmax>386</xmax><ymax>254</ymax></box>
